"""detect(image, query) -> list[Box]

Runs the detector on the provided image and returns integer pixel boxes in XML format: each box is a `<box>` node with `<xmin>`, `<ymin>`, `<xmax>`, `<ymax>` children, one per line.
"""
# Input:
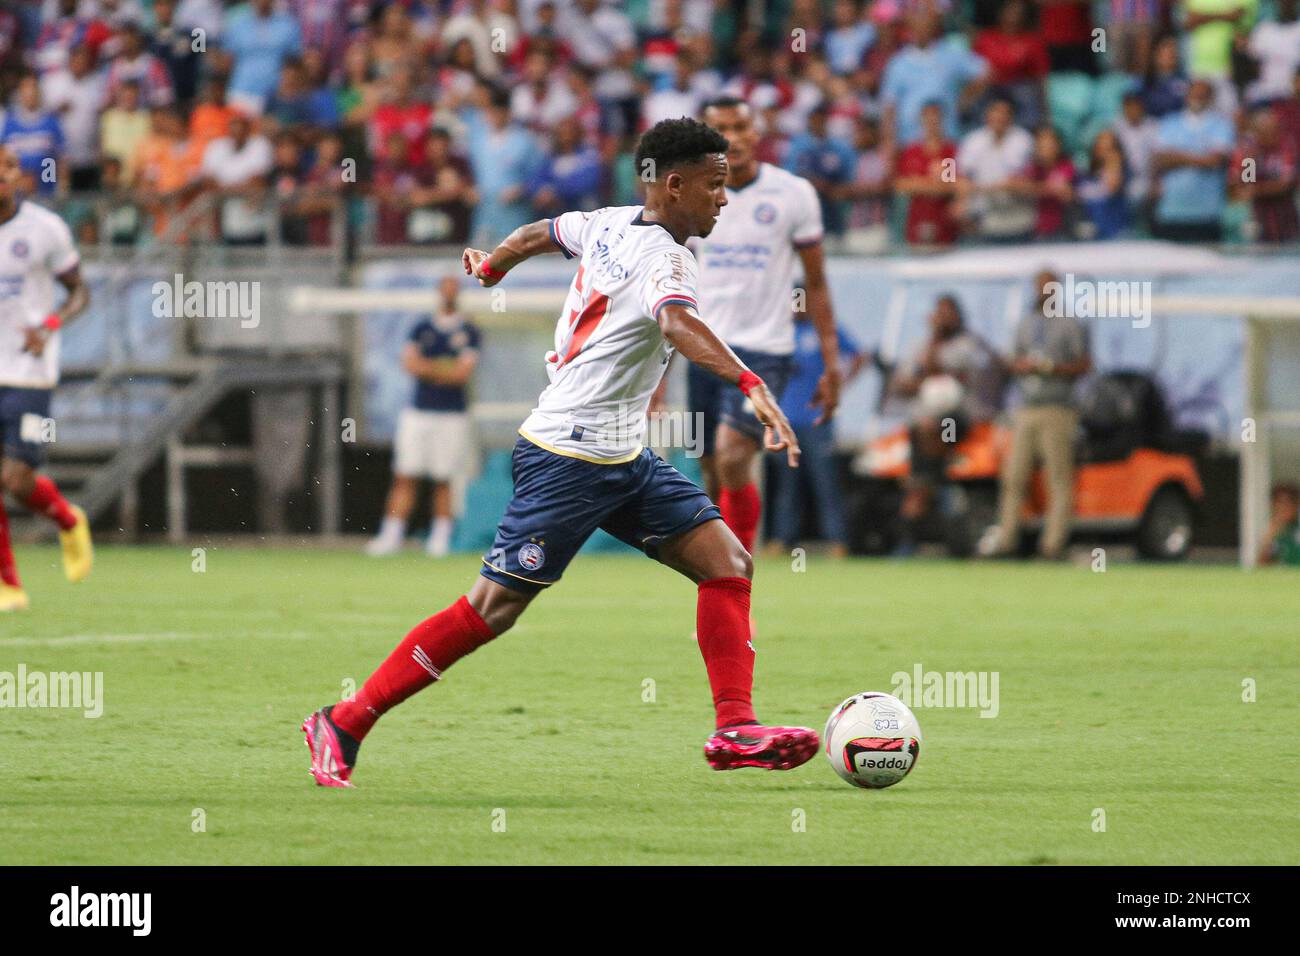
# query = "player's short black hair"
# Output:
<box><xmin>634</xmin><ymin>117</ymin><xmax>729</xmax><ymax>181</ymax></box>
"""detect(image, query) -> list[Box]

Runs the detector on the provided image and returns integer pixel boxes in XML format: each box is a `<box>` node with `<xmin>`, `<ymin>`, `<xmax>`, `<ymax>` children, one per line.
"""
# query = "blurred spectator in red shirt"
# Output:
<box><xmin>895</xmin><ymin>100</ymin><xmax>960</xmax><ymax>245</ymax></box>
<box><xmin>1273</xmin><ymin>68</ymin><xmax>1300</xmax><ymax>154</ymax></box>
<box><xmin>564</xmin><ymin>65</ymin><xmax>604</xmax><ymax>146</ymax></box>
<box><xmin>371</xmin><ymin>129</ymin><xmax>417</xmax><ymax>244</ymax></box>
<box><xmin>369</xmin><ymin>66</ymin><xmax>432</xmax><ymax>167</ymax></box>
<box><xmin>1035</xmin><ymin>0</ymin><xmax>1097</xmax><ymax>75</ymax></box>
<box><xmin>1231</xmin><ymin>108</ymin><xmax>1299</xmax><ymax>243</ymax></box>
<box><xmin>406</xmin><ymin>127</ymin><xmax>476</xmax><ymax>245</ymax></box>
<box><xmin>973</xmin><ymin>0</ymin><xmax>1049</xmax><ymax>129</ymax></box>
<box><xmin>296</xmin><ymin>131</ymin><xmax>348</xmax><ymax>246</ymax></box>
<box><xmin>508</xmin><ymin>1</ymin><xmax>572</xmax><ymax>74</ymax></box>
<box><xmin>1015</xmin><ymin>125</ymin><xmax>1076</xmax><ymax>239</ymax></box>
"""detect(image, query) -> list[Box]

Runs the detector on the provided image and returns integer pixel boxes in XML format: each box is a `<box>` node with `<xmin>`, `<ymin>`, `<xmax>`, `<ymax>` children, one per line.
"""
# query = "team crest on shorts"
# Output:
<box><xmin>10</xmin><ymin>239</ymin><xmax>30</xmax><ymax>258</ymax></box>
<box><xmin>753</xmin><ymin>203</ymin><xmax>777</xmax><ymax>225</ymax></box>
<box><xmin>518</xmin><ymin>542</ymin><xmax>546</xmax><ymax>571</ymax></box>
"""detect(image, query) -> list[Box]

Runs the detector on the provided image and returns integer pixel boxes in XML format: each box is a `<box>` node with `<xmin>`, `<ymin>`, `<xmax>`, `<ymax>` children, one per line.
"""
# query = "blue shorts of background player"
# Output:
<box><xmin>0</xmin><ymin>386</ymin><xmax>53</xmax><ymax>468</ymax></box>
<box><xmin>686</xmin><ymin>345</ymin><xmax>793</xmax><ymax>457</ymax></box>
<box><xmin>480</xmin><ymin>436</ymin><xmax>723</xmax><ymax>593</ymax></box>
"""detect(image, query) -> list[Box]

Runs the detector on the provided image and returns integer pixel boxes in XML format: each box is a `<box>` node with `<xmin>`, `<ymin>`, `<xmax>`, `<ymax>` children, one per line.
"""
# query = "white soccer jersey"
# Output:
<box><xmin>518</xmin><ymin>205</ymin><xmax>698</xmax><ymax>464</ymax></box>
<box><xmin>688</xmin><ymin>163</ymin><xmax>823</xmax><ymax>356</ymax></box>
<box><xmin>0</xmin><ymin>201</ymin><xmax>80</xmax><ymax>389</ymax></box>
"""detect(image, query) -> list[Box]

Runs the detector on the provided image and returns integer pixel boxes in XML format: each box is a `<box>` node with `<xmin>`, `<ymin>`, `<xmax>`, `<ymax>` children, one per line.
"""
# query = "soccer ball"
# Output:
<box><xmin>824</xmin><ymin>692</ymin><xmax>922</xmax><ymax>789</ymax></box>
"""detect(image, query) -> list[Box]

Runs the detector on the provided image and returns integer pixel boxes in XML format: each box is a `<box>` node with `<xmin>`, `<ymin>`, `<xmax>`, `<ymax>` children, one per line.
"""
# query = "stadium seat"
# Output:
<box><xmin>1092</xmin><ymin>73</ymin><xmax>1136</xmax><ymax>125</ymax></box>
<box><xmin>1047</xmin><ymin>72</ymin><xmax>1096</xmax><ymax>153</ymax></box>
<box><xmin>1074</xmin><ymin>114</ymin><xmax>1113</xmax><ymax>166</ymax></box>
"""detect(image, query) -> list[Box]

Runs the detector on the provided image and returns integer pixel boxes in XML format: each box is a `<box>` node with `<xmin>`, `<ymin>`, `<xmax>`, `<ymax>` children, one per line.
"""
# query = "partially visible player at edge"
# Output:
<box><xmin>656</xmin><ymin>96</ymin><xmax>840</xmax><ymax>555</ymax></box>
<box><xmin>303</xmin><ymin>118</ymin><xmax>821</xmax><ymax>786</ymax></box>
<box><xmin>0</xmin><ymin>144</ymin><xmax>93</xmax><ymax>613</ymax></box>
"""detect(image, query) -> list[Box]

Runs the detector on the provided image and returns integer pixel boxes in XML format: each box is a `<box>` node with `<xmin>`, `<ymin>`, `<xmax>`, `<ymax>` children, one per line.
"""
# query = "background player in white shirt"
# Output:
<box><xmin>305</xmin><ymin>119</ymin><xmax>823</xmax><ymax>788</ymax></box>
<box><xmin>0</xmin><ymin>145</ymin><xmax>93</xmax><ymax>612</ymax></box>
<box><xmin>676</xmin><ymin>97</ymin><xmax>842</xmax><ymax>555</ymax></box>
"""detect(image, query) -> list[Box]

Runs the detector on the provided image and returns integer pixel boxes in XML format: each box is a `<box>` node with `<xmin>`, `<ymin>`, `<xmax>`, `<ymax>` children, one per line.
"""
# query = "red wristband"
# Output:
<box><xmin>42</xmin><ymin>314</ymin><xmax>62</xmax><ymax>332</ymax></box>
<box><xmin>478</xmin><ymin>260</ymin><xmax>506</xmax><ymax>281</ymax></box>
<box><xmin>738</xmin><ymin>371</ymin><xmax>764</xmax><ymax>396</ymax></box>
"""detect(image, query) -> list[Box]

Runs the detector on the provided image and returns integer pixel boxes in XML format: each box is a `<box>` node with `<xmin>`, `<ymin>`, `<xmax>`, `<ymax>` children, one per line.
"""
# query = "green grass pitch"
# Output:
<box><xmin>1</xmin><ymin>544</ymin><xmax>1296</xmax><ymax>865</ymax></box>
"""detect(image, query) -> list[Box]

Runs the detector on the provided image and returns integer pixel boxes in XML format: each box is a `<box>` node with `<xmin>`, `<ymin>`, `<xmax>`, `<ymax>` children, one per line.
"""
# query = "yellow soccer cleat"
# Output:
<box><xmin>0</xmin><ymin>584</ymin><xmax>29</xmax><ymax>612</ymax></box>
<box><xmin>60</xmin><ymin>505</ymin><xmax>93</xmax><ymax>583</ymax></box>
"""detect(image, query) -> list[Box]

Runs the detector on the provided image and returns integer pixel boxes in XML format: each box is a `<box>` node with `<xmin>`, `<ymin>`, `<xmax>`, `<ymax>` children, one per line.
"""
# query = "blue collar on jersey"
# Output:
<box><xmin>631</xmin><ymin>207</ymin><xmax>683</xmax><ymax>245</ymax></box>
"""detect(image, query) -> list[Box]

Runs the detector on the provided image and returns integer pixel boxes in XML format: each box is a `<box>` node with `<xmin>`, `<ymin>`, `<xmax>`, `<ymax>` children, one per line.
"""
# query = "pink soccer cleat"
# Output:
<box><xmin>704</xmin><ymin>723</ymin><xmax>820</xmax><ymax>771</ymax></box>
<box><xmin>302</xmin><ymin>706</ymin><xmax>358</xmax><ymax>788</ymax></box>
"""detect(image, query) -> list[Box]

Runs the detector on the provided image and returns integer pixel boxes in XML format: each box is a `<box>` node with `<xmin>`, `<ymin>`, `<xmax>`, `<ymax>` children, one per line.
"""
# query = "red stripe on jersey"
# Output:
<box><xmin>557</xmin><ymin>290</ymin><xmax>610</xmax><ymax>368</ymax></box>
<box><xmin>651</xmin><ymin>293</ymin><xmax>697</xmax><ymax>318</ymax></box>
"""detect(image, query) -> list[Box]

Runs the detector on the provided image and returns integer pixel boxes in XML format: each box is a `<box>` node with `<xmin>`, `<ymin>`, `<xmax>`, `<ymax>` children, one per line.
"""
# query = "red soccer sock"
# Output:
<box><xmin>331</xmin><ymin>595</ymin><xmax>496</xmax><ymax>741</ymax></box>
<box><xmin>0</xmin><ymin>498</ymin><xmax>20</xmax><ymax>588</ymax></box>
<box><xmin>719</xmin><ymin>482</ymin><xmax>760</xmax><ymax>552</ymax></box>
<box><xmin>696</xmin><ymin>576</ymin><xmax>757</xmax><ymax>729</ymax></box>
<box><xmin>23</xmin><ymin>476</ymin><xmax>77</xmax><ymax>531</ymax></box>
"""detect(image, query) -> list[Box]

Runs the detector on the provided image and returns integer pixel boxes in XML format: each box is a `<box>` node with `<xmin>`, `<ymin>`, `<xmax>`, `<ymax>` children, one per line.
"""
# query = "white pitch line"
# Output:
<box><xmin>0</xmin><ymin>630</ymin><xmax>315</xmax><ymax>647</ymax></box>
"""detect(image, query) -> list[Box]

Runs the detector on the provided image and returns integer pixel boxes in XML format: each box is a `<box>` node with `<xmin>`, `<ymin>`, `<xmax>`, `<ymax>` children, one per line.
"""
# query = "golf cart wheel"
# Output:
<box><xmin>1137</xmin><ymin>485</ymin><xmax>1194</xmax><ymax>561</ymax></box>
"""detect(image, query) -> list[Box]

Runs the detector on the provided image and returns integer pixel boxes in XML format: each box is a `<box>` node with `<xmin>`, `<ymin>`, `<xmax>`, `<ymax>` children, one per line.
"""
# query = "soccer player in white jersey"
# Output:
<box><xmin>0</xmin><ymin>145</ymin><xmax>93</xmax><ymax>613</ymax></box>
<box><xmin>681</xmin><ymin>96</ymin><xmax>842</xmax><ymax>554</ymax></box>
<box><xmin>304</xmin><ymin>119</ymin><xmax>822</xmax><ymax>787</ymax></box>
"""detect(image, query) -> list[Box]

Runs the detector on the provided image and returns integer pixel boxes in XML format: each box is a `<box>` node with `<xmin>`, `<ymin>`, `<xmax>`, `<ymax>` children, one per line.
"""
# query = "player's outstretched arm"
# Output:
<box><xmin>462</xmin><ymin>218</ymin><xmax>565</xmax><ymax>287</ymax></box>
<box><xmin>659</xmin><ymin>302</ymin><xmax>800</xmax><ymax>468</ymax></box>
<box><xmin>24</xmin><ymin>266</ymin><xmax>89</xmax><ymax>358</ymax></box>
<box><xmin>797</xmin><ymin>242</ymin><xmax>841</xmax><ymax>426</ymax></box>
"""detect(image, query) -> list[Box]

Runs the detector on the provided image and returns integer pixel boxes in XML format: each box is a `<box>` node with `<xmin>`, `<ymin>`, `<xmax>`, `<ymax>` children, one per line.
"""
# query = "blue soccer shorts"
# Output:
<box><xmin>480</xmin><ymin>436</ymin><xmax>722</xmax><ymax>594</ymax></box>
<box><xmin>0</xmin><ymin>386</ymin><xmax>53</xmax><ymax>468</ymax></box>
<box><xmin>686</xmin><ymin>346</ymin><xmax>793</xmax><ymax>457</ymax></box>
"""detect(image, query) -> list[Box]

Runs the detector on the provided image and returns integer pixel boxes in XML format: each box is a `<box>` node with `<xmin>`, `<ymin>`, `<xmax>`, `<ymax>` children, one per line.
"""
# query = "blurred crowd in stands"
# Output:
<box><xmin>1</xmin><ymin>0</ymin><xmax>1297</xmax><ymax>249</ymax></box>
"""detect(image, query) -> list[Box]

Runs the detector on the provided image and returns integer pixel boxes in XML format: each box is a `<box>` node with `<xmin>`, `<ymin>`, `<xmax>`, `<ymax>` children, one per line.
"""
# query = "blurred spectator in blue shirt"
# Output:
<box><xmin>1140</xmin><ymin>35</ymin><xmax>1190</xmax><ymax>119</ymax></box>
<box><xmin>224</xmin><ymin>0</ymin><xmax>303</xmax><ymax>113</ymax></box>
<box><xmin>1</xmin><ymin>73</ymin><xmax>65</xmax><ymax>194</ymax></box>
<box><xmin>1152</xmin><ymin>79</ymin><xmax>1235</xmax><ymax>241</ymax></box>
<box><xmin>464</xmin><ymin>84</ymin><xmax>539</xmax><ymax>247</ymax></box>
<box><xmin>784</xmin><ymin>103</ymin><xmax>857</xmax><ymax>235</ymax></box>
<box><xmin>528</xmin><ymin>116</ymin><xmax>603</xmax><ymax>217</ymax></box>
<box><xmin>768</xmin><ymin>309</ymin><xmax>866</xmax><ymax>558</ymax></box>
<box><xmin>264</xmin><ymin>57</ymin><xmax>340</xmax><ymax>137</ymax></box>
<box><xmin>825</xmin><ymin>0</ymin><xmax>877</xmax><ymax>76</ymax></box>
<box><xmin>1077</xmin><ymin>128</ymin><xmax>1131</xmax><ymax>240</ymax></box>
<box><xmin>149</xmin><ymin>0</ymin><xmax>202</xmax><ymax>106</ymax></box>
<box><xmin>881</xmin><ymin>7</ymin><xmax>987</xmax><ymax>145</ymax></box>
